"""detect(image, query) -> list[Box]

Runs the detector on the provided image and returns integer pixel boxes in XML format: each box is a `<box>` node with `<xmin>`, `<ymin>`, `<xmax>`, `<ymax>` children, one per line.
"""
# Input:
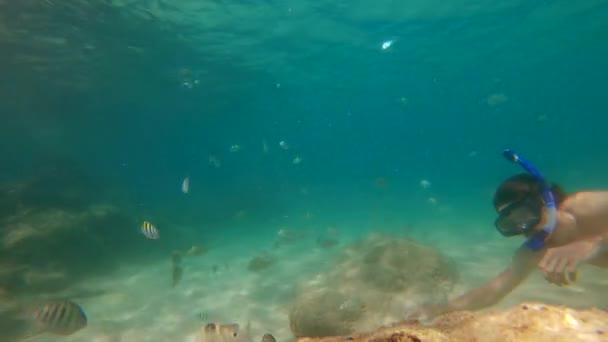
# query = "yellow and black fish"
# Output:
<box><xmin>141</xmin><ymin>221</ymin><xmax>159</xmax><ymax>239</ymax></box>
<box><xmin>32</xmin><ymin>300</ymin><xmax>87</xmax><ymax>336</ymax></box>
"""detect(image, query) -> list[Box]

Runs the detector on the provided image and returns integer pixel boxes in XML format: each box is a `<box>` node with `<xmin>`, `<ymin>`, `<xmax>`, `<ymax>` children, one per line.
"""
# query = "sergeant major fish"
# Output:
<box><xmin>141</xmin><ymin>221</ymin><xmax>159</xmax><ymax>239</ymax></box>
<box><xmin>29</xmin><ymin>300</ymin><xmax>88</xmax><ymax>336</ymax></box>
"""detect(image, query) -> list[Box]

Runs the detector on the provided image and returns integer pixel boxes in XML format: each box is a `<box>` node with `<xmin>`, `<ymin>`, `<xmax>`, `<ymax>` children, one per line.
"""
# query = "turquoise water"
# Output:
<box><xmin>1</xmin><ymin>1</ymin><xmax>608</xmax><ymax>341</ymax></box>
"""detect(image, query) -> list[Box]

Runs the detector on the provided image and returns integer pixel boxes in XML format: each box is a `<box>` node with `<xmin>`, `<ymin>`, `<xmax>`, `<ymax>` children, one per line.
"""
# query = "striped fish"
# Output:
<box><xmin>141</xmin><ymin>221</ymin><xmax>159</xmax><ymax>239</ymax></box>
<box><xmin>32</xmin><ymin>300</ymin><xmax>87</xmax><ymax>336</ymax></box>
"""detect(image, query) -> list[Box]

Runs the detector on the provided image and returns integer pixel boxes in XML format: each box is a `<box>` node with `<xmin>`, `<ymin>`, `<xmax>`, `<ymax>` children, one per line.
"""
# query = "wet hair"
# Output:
<box><xmin>493</xmin><ymin>173</ymin><xmax>567</xmax><ymax>211</ymax></box>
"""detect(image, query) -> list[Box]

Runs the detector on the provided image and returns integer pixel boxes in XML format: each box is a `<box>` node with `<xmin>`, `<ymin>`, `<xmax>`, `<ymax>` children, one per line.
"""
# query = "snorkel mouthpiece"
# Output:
<box><xmin>502</xmin><ymin>149</ymin><xmax>557</xmax><ymax>251</ymax></box>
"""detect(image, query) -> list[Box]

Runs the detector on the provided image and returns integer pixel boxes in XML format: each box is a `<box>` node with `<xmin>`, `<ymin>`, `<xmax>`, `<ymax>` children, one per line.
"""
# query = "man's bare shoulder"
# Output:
<box><xmin>562</xmin><ymin>191</ymin><xmax>608</xmax><ymax>216</ymax></box>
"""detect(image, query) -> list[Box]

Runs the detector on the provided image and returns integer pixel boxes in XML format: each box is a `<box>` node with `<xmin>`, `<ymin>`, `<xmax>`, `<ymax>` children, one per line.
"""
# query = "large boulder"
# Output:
<box><xmin>289</xmin><ymin>288</ymin><xmax>366</xmax><ymax>337</ymax></box>
<box><xmin>289</xmin><ymin>233</ymin><xmax>459</xmax><ymax>338</ymax></box>
<box><xmin>337</xmin><ymin>233</ymin><xmax>458</xmax><ymax>298</ymax></box>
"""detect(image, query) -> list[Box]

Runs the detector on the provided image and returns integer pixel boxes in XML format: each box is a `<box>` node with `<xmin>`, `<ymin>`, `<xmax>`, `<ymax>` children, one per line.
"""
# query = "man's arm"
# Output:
<box><xmin>433</xmin><ymin>248</ymin><xmax>540</xmax><ymax>315</ymax></box>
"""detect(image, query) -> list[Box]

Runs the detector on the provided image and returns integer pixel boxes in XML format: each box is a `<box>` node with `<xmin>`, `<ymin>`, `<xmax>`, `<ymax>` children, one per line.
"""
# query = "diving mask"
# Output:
<box><xmin>500</xmin><ymin>149</ymin><xmax>557</xmax><ymax>251</ymax></box>
<box><xmin>494</xmin><ymin>197</ymin><xmax>542</xmax><ymax>237</ymax></box>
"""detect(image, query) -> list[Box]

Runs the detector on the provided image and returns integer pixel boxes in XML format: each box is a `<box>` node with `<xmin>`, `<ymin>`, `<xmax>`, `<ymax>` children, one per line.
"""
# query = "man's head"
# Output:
<box><xmin>493</xmin><ymin>173</ymin><xmax>566</xmax><ymax>237</ymax></box>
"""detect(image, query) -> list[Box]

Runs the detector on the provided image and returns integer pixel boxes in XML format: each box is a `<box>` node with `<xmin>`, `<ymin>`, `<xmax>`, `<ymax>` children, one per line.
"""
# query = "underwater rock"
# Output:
<box><xmin>0</xmin><ymin>157</ymin><xmax>97</xmax><ymax>219</ymax></box>
<box><xmin>289</xmin><ymin>233</ymin><xmax>459</xmax><ymax>338</ymax></box>
<box><xmin>289</xmin><ymin>289</ymin><xmax>366</xmax><ymax>338</ymax></box>
<box><xmin>295</xmin><ymin>302</ymin><xmax>608</xmax><ymax>342</ymax></box>
<box><xmin>338</xmin><ymin>233</ymin><xmax>458</xmax><ymax>297</ymax></box>
<box><xmin>446</xmin><ymin>302</ymin><xmax>608</xmax><ymax>341</ymax></box>
<box><xmin>354</xmin><ymin>235</ymin><xmax>458</xmax><ymax>293</ymax></box>
<box><xmin>0</xmin><ymin>200</ymin><xmax>142</xmax><ymax>295</ymax></box>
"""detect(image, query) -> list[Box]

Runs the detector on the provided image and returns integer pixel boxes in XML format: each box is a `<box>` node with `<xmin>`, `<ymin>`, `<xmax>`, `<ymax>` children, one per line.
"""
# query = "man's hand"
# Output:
<box><xmin>538</xmin><ymin>238</ymin><xmax>602</xmax><ymax>286</ymax></box>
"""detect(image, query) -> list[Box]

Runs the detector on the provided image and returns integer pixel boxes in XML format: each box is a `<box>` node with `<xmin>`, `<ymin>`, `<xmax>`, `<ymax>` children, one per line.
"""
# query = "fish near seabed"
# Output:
<box><xmin>171</xmin><ymin>265</ymin><xmax>183</xmax><ymax>288</ymax></box>
<box><xmin>196</xmin><ymin>322</ymin><xmax>252</xmax><ymax>342</ymax></box>
<box><xmin>141</xmin><ymin>221</ymin><xmax>160</xmax><ymax>240</ymax></box>
<box><xmin>27</xmin><ymin>300</ymin><xmax>88</xmax><ymax>336</ymax></box>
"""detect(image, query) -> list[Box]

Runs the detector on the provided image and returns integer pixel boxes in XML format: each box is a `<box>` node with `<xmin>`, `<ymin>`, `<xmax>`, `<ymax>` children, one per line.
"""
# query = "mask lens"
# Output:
<box><xmin>495</xmin><ymin>200</ymin><xmax>541</xmax><ymax>236</ymax></box>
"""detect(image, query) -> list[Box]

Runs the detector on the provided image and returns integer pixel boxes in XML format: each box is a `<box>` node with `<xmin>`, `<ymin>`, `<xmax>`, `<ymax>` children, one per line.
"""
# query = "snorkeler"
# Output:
<box><xmin>410</xmin><ymin>149</ymin><xmax>608</xmax><ymax>319</ymax></box>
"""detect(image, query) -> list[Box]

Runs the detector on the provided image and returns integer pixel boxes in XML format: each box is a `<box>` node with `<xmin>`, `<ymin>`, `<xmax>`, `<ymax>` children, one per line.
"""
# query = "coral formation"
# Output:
<box><xmin>296</xmin><ymin>302</ymin><xmax>608</xmax><ymax>342</ymax></box>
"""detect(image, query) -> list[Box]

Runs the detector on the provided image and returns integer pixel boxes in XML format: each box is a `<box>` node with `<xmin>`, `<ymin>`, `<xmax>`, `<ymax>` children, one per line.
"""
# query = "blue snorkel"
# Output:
<box><xmin>502</xmin><ymin>149</ymin><xmax>557</xmax><ymax>251</ymax></box>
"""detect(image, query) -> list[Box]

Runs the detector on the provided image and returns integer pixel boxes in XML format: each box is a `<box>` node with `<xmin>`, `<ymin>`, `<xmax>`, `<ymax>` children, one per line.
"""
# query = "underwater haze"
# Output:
<box><xmin>1</xmin><ymin>1</ymin><xmax>608</xmax><ymax>341</ymax></box>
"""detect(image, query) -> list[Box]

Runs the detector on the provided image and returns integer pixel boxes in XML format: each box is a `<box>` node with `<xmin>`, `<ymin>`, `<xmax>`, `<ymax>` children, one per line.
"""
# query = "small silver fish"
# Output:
<box><xmin>141</xmin><ymin>221</ymin><xmax>159</xmax><ymax>239</ymax></box>
<box><xmin>31</xmin><ymin>300</ymin><xmax>87</xmax><ymax>335</ymax></box>
<box><xmin>182</xmin><ymin>176</ymin><xmax>190</xmax><ymax>194</ymax></box>
<box><xmin>381</xmin><ymin>39</ymin><xmax>396</xmax><ymax>50</ymax></box>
